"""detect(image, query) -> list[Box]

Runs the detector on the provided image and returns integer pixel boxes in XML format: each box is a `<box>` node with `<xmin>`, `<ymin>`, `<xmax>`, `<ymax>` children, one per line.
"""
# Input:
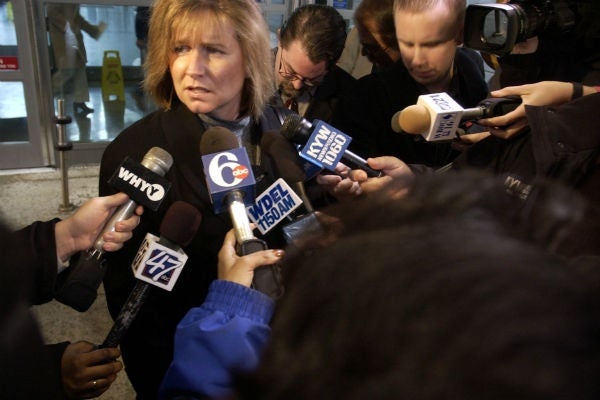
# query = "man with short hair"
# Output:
<box><xmin>271</xmin><ymin>4</ymin><xmax>356</xmax><ymax>123</ymax></box>
<box><xmin>330</xmin><ymin>0</ymin><xmax>488</xmax><ymax>167</ymax></box>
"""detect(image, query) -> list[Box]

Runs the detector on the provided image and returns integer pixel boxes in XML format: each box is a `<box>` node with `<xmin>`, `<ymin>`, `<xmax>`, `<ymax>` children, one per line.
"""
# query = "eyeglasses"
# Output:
<box><xmin>278</xmin><ymin>51</ymin><xmax>324</xmax><ymax>88</ymax></box>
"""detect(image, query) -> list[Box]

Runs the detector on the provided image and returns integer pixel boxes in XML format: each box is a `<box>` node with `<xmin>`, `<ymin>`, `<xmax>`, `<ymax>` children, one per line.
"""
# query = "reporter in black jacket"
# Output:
<box><xmin>0</xmin><ymin>193</ymin><xmax>141</xmax><ymax>399</ymax></box>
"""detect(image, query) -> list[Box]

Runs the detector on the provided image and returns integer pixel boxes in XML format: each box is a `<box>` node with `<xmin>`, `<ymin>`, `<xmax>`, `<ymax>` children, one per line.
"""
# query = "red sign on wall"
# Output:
<box><xmin>0</xmin><ymin>56</ymin><xmax>19</xmax><ymax>70</ymax></box>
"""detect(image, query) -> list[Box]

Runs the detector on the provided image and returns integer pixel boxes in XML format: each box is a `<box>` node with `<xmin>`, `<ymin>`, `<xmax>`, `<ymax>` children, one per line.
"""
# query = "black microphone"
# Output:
<box><xmin>100</xmin><ymin>201</ymin><xmax>202</xmax><ymax>348</ymax></box>
<box><xmin>200</xmin><ymin>127</ymin><xmax>283</xmax><ymax>298</ymax></box>
<box><xmin>260</xmin><ymin>131</ymin><xmax>325</xmax><ymax>246</ymax></box>
<box><xmin>55</xmin><ymin>147</ymin><xmax>173</xmax><ymax>312</ymax></box>
<box><xmin>260</xmin><ymin>130</ymin><xmax>313</xmax><ymax>213</ymax></box>
<box><xmin>280</xmin><ymin>114</ymin><xmax>383</xmax><ymax>178</ymax></box>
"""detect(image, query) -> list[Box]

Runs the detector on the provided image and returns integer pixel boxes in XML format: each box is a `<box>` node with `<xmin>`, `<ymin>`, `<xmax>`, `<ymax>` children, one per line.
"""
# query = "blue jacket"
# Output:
<box><xmin>159</xmin><ymin>280</ymin><xmax>274</xmax><ymax>399</ymax></box>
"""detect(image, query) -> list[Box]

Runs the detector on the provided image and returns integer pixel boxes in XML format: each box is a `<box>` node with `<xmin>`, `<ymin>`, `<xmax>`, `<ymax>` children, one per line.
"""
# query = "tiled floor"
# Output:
<box><xmin>0</xmin><ymin>164</ymin><xmax>136</xmax><ymax>399</ymax></box>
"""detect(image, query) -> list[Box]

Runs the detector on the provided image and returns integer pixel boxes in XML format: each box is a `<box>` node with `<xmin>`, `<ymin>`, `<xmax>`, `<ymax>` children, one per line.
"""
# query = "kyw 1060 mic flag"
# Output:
<box><xmin>55</xmin><ymin>147</ymin><xmax>173</xmax><ymax>312</ymax></box>
<box><xmin>280</xmin><ymin>114</ymin><xmax>382</xmax><ymax>178</ymax></box>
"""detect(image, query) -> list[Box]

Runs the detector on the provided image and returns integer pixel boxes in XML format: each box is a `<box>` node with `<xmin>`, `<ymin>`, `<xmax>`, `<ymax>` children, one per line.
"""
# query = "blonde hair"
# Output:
<box><xmin>393</xmin><ymin>0</ymin><xmax>466</xmax><ymax>37</ymax></box>
<box><xmin>144</xmin><ymin>0</ymin><xmax>274</xmax><ymax>120</ymax></box>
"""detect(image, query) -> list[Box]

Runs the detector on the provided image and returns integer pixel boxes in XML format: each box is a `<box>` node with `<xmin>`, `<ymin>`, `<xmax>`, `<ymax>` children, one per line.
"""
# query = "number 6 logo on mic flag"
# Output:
<box><xmin>202</xmin><ymin>148</ymin><xmax>256</xmax><ymax>214</ymax></box>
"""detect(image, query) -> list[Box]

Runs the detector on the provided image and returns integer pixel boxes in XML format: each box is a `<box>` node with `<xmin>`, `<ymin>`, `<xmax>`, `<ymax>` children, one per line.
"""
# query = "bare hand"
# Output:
<box><xmin>218</xmin><ymin>228</ymin><xmax>284</xmax><ymax>288</ymax></box>
<box><xmin>61</xmin><ymin>341</ymin><xmax>122</xmax><ymax>399</ymax></box>
<box><xmin>478</xmin><ymin>81</ymin><xmax>573</xmax><ymax>139</ymax></box>
<box><xmin>316</xmin><ymin>163</ymin><xmax>363</xmax><ymax>201</ymax></box>
<box><xmin>348</xmin><ymin>156</ymin><xmax>414</xmax><ymax>197</ymax></box>
<box><xmin>55</xmin><ymin>193</ymin><xmax>144</xmax><ymax>262</ymax></box>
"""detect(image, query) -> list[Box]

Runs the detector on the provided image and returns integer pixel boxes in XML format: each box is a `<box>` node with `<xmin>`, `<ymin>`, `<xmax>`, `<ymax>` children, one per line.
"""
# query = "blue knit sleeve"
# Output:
<box><xmin>158</xmin><ymin>280</ymin><xmax>274</xmax><ymax>399</ymax></box>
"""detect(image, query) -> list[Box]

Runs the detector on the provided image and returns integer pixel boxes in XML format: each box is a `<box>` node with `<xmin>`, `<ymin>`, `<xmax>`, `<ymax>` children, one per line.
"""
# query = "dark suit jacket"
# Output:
<box><xmin>270</xmin><ymin>65</ymin><xmax>356</xmax><ymax>125</ymax></box>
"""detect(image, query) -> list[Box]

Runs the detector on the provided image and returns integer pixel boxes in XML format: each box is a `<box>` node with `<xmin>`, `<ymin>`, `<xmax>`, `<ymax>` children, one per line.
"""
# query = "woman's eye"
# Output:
<box><xmin>173</xmin><ymin>45</ymin><xmax>190</xmax><ymax>54</ymax></box>
<box><xmin>206</xmin><ymin>46</ymin><xmax>225</xmax><ymax>55</ymax></box>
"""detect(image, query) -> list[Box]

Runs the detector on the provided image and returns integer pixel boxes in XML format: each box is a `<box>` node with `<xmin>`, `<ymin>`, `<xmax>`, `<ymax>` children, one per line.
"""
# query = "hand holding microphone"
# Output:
<box><xmin>391</xmin><ymin>93</ymin><xmax>521</xmax><ymax>141</ymax></box>
<box><xmin>218</xmin><ymin>228</ymin><xmax>285</xmax><ymax>289</ymax></box>
<box><xmin>200</xmin><ymin>127</ymin><xmax>284</xmax><ymax>298</ymax></box>
<box><xmin>54</xmin><ymin>193</ymin><xmax>143</xmax><ymax>265</ymax></box>
<box><xmin>55</xmin><ymin>147</ymin><xmax>173</xmax><ymax>312</ymax></box>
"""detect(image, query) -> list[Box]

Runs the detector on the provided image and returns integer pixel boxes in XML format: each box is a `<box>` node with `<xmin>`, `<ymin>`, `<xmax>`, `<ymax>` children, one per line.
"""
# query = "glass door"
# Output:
<box><xmin>0</xmin><ymin>0</ymin><xmax>51</xmax><ymax>169</ymax></box>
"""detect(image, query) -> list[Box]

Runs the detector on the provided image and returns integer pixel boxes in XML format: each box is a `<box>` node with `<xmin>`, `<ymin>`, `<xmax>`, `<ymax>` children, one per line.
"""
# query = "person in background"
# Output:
<box><xmin>270</xmin><ymin>4</ymin><xmax>355</xmax><ymax>123</ymax></box>
<box><xmin>337</xmin><ymin>26</ymin><xmax>373</xmax><ymax>79</ymax></box>
<box><xmin>47</xmin><ymin>4</ymin><xmax>106</xmax><ymax>115</ymax></box>
<box><xmin>329</xmin><ymin>0</ymin><xmax>488</xmax><ymax>170</ymax></box>
<box><xmin>0</xmin><ymin>193</ymin><xmax>142</xmax><ymax>399</ymax></box>
<box><xmin>347</xmin><ymin>81</ymin><xmax>600</xmax><ymax>257</ymax></box>
<box><xmin>353</xmin><ymin>0</ymin><xmax>400</xmax><ymax>72</ymax></box>
<box><xmin>134</xmin><ymin>6</ymin><xmax>151</xmax><ymax>65</ymax></box>
<box><xmin>98</xmin><ymin>0</ymin><xmax>302</xmax><ymax>397</ymax></box>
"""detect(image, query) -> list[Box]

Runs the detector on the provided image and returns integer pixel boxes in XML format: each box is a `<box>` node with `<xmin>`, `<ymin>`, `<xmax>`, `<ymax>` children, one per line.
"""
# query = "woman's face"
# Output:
<box><xmin>169</xmin><ymin>14</ymin><xmax>246</xmax><ymax>120</ymax></box>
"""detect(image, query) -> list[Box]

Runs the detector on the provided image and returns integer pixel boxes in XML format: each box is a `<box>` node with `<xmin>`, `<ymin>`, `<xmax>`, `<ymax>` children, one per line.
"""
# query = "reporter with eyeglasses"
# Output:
<box><xmin>270</xmin><ymin>4</ymin><xmax>356</xmax><ymax>124</ymax></box>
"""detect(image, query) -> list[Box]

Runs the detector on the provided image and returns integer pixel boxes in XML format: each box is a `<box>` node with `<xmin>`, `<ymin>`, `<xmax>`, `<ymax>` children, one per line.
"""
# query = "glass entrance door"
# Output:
<box><xmin>0</xmin><ymin>0</ymin><xmax>51</xmax><ymax>169</ymax></box>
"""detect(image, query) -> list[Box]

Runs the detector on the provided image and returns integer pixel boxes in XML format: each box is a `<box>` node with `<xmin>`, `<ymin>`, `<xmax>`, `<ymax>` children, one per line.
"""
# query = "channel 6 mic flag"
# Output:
<box><xmin>202</xmin><ymin>147</ymin><xmax>256</xmax><ymax>214</ymax></box>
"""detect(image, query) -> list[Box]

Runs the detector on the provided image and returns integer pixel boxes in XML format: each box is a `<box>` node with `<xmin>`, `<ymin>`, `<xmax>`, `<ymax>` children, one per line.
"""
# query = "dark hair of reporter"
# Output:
<box><xmin>229</xmin><ymin>170</ymin><xmax>600</xmax><ymax>400</ymax></box>
<box><xmin>279</xmin><ymin>4</ymin><xmax>347</xmax><ymax>68</ymax></box>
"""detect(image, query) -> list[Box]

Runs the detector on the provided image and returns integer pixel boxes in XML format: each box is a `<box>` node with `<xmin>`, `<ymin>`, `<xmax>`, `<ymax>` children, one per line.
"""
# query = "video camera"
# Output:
<box><xmin>464</xmin><ymin>0</ymin><xmax>577</xmax><ymax>57</ymax></box>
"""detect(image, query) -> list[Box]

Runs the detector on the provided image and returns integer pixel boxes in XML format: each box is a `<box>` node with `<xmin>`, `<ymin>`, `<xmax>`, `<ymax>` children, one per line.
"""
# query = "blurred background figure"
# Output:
<box><xmin>337</xmin><ymin>26</ymin><xmax>373</xmax><ymax>79</ymax></box>
<box><xmin>134</xmin><ymin>6</ymin><xmax>150</xmax><ymax>65</ymax></box>
<box><xmin>47</xmin><ymin>3</ymin><xmax>106</xmax><ymax>115</ymax></box>
<box><xmin>353</xmin><ymin>0</ymin><xmax>400</xmax><ymax>72</ymax></box>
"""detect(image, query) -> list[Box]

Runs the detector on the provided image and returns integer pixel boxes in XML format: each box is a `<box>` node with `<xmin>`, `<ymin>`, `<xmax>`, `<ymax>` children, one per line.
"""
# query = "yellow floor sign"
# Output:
<box><xmin>101</xmin><ymin>50</ymin><xmax>125</xmax><ymax>102</ymax></box>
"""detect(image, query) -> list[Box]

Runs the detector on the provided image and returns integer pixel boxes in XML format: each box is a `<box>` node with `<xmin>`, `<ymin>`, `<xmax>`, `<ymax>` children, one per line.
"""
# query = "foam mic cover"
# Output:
<box><xmin>160</xmin><ymin>201</ymin><xmax>203</xmax><ymax>247</ymax></box>
<box><xmin>279</xmin><ymin>114</ymin><xmax>314</xmax><ymax>145</ymax></box>
<box><xmin>260</xmin><ymin>130</ymin><xmax>307</xmax><ymax>183</ymax></box>
<box><xmin>199</xmin><ymin>126</ymin><xmax>240</xmax><ymax>155</ymax></box>
<box><xmin>392</xmin><ymin>104</ymin><xmax>431</xmax><ymax>134</ymax></box>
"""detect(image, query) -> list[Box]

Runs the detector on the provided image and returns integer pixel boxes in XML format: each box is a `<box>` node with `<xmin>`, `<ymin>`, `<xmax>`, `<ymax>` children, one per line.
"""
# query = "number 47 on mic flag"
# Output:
<box><xmin>131</xmin><ymin>233</ymin><xmax>188</xmax><ymax>291</ymax></box>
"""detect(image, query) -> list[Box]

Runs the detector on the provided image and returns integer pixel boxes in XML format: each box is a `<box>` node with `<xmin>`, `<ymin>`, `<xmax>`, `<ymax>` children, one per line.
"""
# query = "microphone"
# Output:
<box><xmin>260</xmin><ymin>130</ymin><xmax>312</xmax><ymax>213</ymax></box>
<box><xmin>100</xmin><ymin>201</ymin><xmax>201</xmax><ymax>348</ymax></box>
<box><xmin>260</xmin><ymin>131</ymin><xmax>324</xmax><ymax>246</ymax></box>
<box><xmin>55</xmin><ymin>147</ymin><xmax>173</xmax><ymax>312</ymax></box>
<box><xmin>391</xmin><ymin>93</ymin><xmax>521</xmax><ymax>141</ymax></box>
<box><xmin>280</xmin><ymin>114</ymin><xmax>383</xmax><ymax>178</ymax></box>
<box><xmin>200</xmin><ymin>127</ymin><xmax>283</xmax><ymax>298</ymax></box>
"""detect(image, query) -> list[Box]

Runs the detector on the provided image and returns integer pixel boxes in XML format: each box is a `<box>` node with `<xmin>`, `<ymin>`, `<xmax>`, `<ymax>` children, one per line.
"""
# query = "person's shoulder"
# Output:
<box><xmin>330</xmin><ymin>65</ymin><xmax>356</xmax><ymax>83</ymax></box>
<box><xmin>456</xmin><ymin>47</ymin><xmax>484</xmax><ymax>68</ymax></box>
<box><xmin>107</xmin><ymin>110</ymin><xmax>161</xmax><ymax>147</ymax></box>
<box><xmin>354</xmin><ymin>62</ymin><xmax>415</xmax><ymax>96</ymax></box>
<box><xmin>259</xmin><ymin>103</ymin><xmax>290</xmax><ymax>130</ymax></box>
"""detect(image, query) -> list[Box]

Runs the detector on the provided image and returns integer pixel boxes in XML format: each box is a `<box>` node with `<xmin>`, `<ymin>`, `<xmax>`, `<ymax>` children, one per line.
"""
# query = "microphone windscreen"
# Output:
<box><xmin>141</xmin><ymin>147</ymin><xmax>174</xmax><ymax>175</ymax></box>
<box><xmin>280</xmin><ymin>114</ymin><xmax>312</xmax><ymax>144</ymax></box>
<box><xmin>397</xmin><ymin>104</ymin><xmax>430</xmax><ymax>134</ymax></box>
<box><xmin>199</xmin><ymin>126</ymin><xmax>239</xmax><ymax>155</ymax></box>
<box><xmin>260</xmin><ymin>130</ymin><xmax>306</xmax><ymax>182</ymax></box>
<box><xmin>160</xmin><ymin>201</ymin><xmax>202</xmax><ymax>247</ymax></box>
<box><xmin>280</xmin><ymin>114</ymin><xmax>303</xmax><ymax>140</ymax></box>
